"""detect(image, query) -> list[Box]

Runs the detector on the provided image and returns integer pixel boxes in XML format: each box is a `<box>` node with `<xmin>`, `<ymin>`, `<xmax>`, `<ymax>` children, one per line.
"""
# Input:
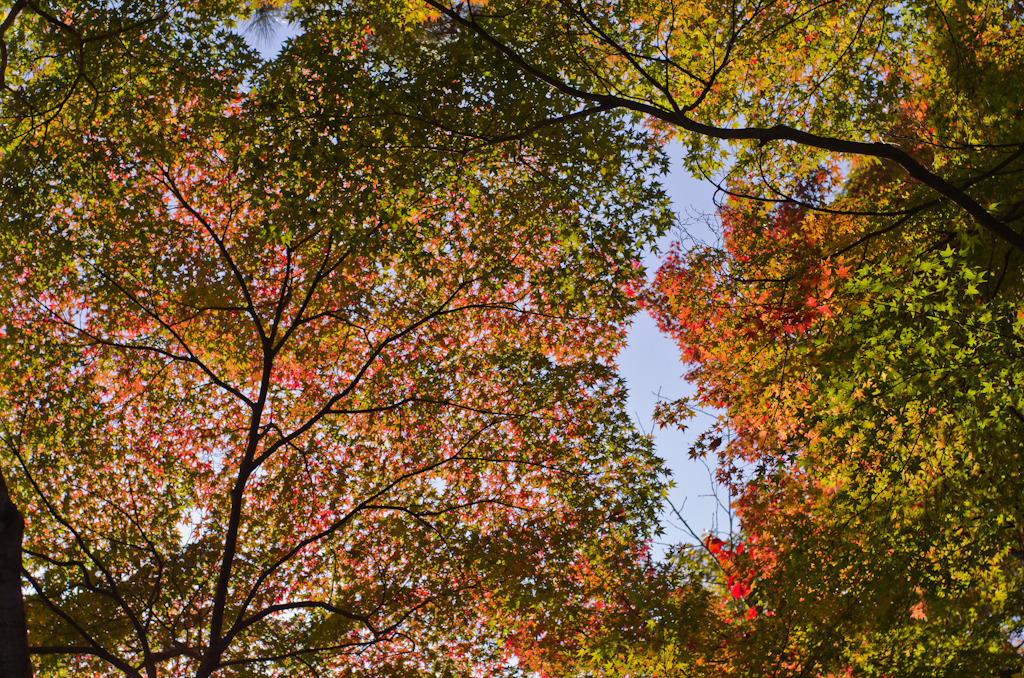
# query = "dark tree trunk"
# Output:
<box><xmin>0</xmin><ymin>470</ymin><xmax>32</xmax><ymax>678</ymax></box>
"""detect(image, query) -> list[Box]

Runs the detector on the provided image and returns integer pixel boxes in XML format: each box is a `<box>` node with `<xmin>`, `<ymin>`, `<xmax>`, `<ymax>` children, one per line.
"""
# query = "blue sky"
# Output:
<box><xmin>618</xmin><ymin>156</ymin><xmax>731</xmax><ymax>548</ymax></box>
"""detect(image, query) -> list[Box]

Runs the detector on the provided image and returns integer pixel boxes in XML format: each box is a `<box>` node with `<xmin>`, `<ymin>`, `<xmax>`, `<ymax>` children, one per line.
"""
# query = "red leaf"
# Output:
<box><xmin>704</xmin><ymin>536</ymin><xmax>725</xmax><ymax>554</ymax></box>
<box><xmin>730</xmin><ymin>581</ymin><xmax>751</xmax><ymax>599</ymax></box>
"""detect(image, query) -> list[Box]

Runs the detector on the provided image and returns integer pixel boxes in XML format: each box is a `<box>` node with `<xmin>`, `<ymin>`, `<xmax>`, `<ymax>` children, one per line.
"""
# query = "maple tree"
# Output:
<box><xmin>634</xmin><ymin>2</ymin><xmax>1024</xmax><ymax>675</ymax></box>
<box><xmin>0</xmin><ymin>8</ymin><xmax>672</xmax><ymax>676</ymax></box>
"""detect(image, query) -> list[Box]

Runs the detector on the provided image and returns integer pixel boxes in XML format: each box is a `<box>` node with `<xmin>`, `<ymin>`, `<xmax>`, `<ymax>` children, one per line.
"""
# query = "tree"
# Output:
<box><xmin>0</xmin><ymin>10</ymin><xmax>671</xmax><ymax>676</ymax></box>
<box><xmin>636</xmin><ymin>7</ymin><xmax>1024</xmax><ymax>673</ymax></box>
<box><xmin>644</xmin><ymin>211</ymin><xmax>1024</xmax><ymax>678</ymax></box>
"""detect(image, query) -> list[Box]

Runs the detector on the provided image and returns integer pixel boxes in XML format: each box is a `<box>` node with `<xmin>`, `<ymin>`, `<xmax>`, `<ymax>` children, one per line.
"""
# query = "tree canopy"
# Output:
<box><xmin>1</xmin><ymin>4</ymin><xmax>670</xmax><ymax>675</ymax></box>
<box><xmin>2</xmin><ymin>0</ymin><xmax>1023</xmax><ymax>676</ymax></box>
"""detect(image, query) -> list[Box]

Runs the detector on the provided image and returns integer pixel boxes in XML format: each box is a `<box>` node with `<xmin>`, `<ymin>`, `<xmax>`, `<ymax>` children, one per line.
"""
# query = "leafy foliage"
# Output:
<box><xmin>0</xmin><ymin>9</ymin><xmax>672</xmax><ymax>676</ymax></box>
<box><xmin>638</xmin><ymin>4</ymin><xmax>1024</xmax><ymax>673</ymax></box>
<box><xmin>4</xmin><ymin>0</ymin><xmax>1024</xmax><ymax>675</ymax></box>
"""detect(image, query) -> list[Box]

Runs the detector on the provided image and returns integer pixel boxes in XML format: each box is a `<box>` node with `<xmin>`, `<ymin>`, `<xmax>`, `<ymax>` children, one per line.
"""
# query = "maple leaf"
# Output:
<box><xmin>704</xmin><ymin>536</ymin><xmax>725</xmax><ymax>554</ymax></box>
<box><xmin>730</xmin><ymin>580</ymin><xmax>751</xmax><ymax>599</ymax></box>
